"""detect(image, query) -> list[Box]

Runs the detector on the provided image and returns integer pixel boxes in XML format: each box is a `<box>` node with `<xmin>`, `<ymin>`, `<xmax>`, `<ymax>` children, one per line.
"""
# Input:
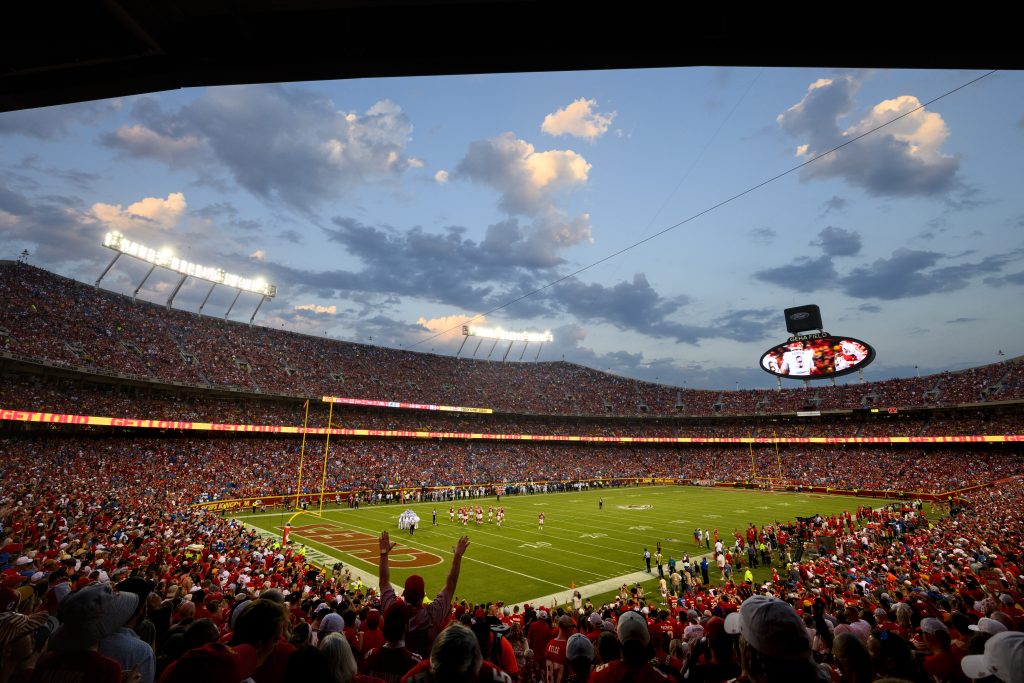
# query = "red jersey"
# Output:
<box><xmin>544</xmin><ymin>636</ymin><xmax>568</xmax><ymax>683</ymax></box>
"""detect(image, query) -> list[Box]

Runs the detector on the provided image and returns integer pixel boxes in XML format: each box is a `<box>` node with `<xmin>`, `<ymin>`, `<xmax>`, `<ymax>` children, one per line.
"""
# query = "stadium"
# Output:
<box><xmin>2</xmin><ymin>6</ymin><xmax>1023</xmax><ymax>683</ymax></box>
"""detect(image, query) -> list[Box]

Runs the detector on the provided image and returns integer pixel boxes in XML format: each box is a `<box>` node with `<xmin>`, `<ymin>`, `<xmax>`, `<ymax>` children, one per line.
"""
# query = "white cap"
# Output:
<box><xmin>968</xmin><ymin>617</ymin><xmax>1008</xmax><ymax>635</ymax></box>
<box><xmin>566</xmin><ymin>633</ymin><xmax>594</xmax><ymax>661</ymax></box>
<box><xmin>617</xmin><ymin>611</ymin><xmax>651</xmax><ymax>645</ymax></box>
<box><xmin>961</xmin><ymin>631</ymin><xmax>1024</xmax><ymax>683</ymax></box>
<box><xmin>724</xmin><ymin>595</ymin><xmax>810</xmax><ymax>660</ymax></box>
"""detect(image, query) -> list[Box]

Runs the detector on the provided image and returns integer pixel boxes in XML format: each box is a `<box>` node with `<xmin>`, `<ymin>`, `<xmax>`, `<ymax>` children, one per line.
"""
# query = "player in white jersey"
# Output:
<box><xmin>538</xmin><ymin>512</ymin><xmax>545</xmax><ymax>530</ymax></box>
<box><xmin>780</xmin><ymin>342</ymin><xmax>814</xmax><ymax>376</ymax></box>
<box><xmin>834</xmin><ymin>339</ymin><xmax>867</xmax><ymax>372</ymax></box>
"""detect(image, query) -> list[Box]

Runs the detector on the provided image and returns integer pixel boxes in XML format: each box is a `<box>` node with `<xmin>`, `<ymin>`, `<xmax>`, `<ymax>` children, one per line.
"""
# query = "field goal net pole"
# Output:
<box><xmin>774</xmin><ymin>432</ymin><xmax>783</xmax><ymax>479</ymax></box>
<box><xmin>748</xmin><ymin>435</ymin><xmax>757</xmax><ymax>480</ymax></box>
<box><xmin>293</xmin><ymin>400</ymin><xmax>311</xmax><ymax>511</ymax></box>
<box><xmin>318</xmin><ymin>400</ymin><xmax>335</xmax><ymax>516</ymax></box>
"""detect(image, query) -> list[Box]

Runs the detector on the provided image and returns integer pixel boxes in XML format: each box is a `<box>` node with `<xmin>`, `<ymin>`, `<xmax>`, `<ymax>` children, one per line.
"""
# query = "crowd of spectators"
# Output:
<box><xmin>1</xmin><ymin>432</ymin><xmax>1020</xmax><ymax>507</ymax></box>
<box><xmin>3</xmin><ymin>371</ymin><xmax>1024</xmax><ymax>443</ymax></box>
<box><xmin>4</xmin><ymin>264</ymin><xmax>1024</xmax><ymax>681</ymax></box>
<box><xmin>2</xmin><ymin>422</ymin><xmax>1023</xmax><ymax>682</ymax></box>
<box><xmin>2</xmin><ymin>263</ymin><xmax>1022</xmax><ymax>419</ymax></box>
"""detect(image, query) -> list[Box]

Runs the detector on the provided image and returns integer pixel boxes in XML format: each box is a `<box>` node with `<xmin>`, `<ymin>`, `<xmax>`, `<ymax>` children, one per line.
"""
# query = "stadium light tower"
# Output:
<box><xmin>95</xmin><ymin>232</ymin><xmax>277</xmax><ymax>324</ymax></box>
<box><xmin>456</xmin><ymin>325</ymin><xmax>553</xmax><ymax>362</ymax></box>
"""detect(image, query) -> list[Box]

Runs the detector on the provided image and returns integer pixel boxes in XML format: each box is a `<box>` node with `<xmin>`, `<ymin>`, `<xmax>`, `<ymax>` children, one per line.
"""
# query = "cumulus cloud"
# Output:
<box><xmin>295</xmin><ymin>303</ymin><xmax>337</xmax><ymax>315</ymax></box>
<box><xmin>541</xmin><ymin>97</ymin><xmax>617</xmax><ymax>141</ymax></box>
<box><xmin>416</xmin><ymin>314</ymin><xmax>488</xmax><ymax>342</ymax></box>
<box><xmin>90</xmin><ymin>192</ymin><xmax>187</xmax><ymax>233</ymax></box>
<box><xmin>550</xmin><ymin>274</ymin><xmax>775</xmax><ymax>344</ymax></box>
<box><xmin>457</xmin><ymin>132</ymin><xmax>590</xmax><ymax>215</ymax></box>
<box><xmin>100</xmin><ymin>86</ymin><xmax>417</xmax><ymax>209</ymax></box>
<box><xmin>434</xmin><ymin>170</ymin><xmax>449</xmax><ymax>184</ymax></box>
<box><xmin>778</xmin><ymin>75</ymin><xmax>959</xmax><ymax>196</ymax></box>
<box><xmin>755</xmin><ymin>255</ymin><xmax>839</xmax><ymax>291</ymax></box>
<box><xmin>821</xmin><ymin>196</ymin><xmax>847</xmax><ymax>214</ymax></box>
<box><xmin>812</xmin><ymin>226</ymin><xmax>862</xmax><ymax>257</ymax></box>
<box><xmin>0</xmin><ymin>183</ymin><xmax>98</xmax><ymax>267</ymax></box>
<box><xmin>454</xmin><ymin>132</ymin><xmax>593</xmax><ymax>266</ymax></box>
<box><xmin>102</xmin><ymin>124</ymin><xmax>203</xmax><ymax>165</ymax></box>
<box><xmin>758</xmin><ymin>238</ymin><xmax>1024</xmax><ymax>300</ymax></box>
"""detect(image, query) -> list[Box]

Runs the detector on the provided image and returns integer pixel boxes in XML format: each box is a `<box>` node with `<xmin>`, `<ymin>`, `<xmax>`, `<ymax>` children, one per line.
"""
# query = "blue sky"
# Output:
<box><xmin>1</xmin><ymin>67</ymin><xmax>1022</xmax><ymax>389</ymax></box>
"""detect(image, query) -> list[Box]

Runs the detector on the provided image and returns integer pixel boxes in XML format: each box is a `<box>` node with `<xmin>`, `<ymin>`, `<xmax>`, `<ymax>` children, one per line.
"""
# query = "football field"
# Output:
<box><xmin>237</xmin><ymin>485</ymin><xmax>890</xmax><ymax>606</ymax></box>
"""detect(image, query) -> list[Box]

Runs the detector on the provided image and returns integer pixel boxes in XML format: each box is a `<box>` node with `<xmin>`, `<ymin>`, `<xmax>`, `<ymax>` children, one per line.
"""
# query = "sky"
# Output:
<box><xmin>1</xmin><ymin>67</ymin><xmax>1022</xmax><ymax>390</ymax></box>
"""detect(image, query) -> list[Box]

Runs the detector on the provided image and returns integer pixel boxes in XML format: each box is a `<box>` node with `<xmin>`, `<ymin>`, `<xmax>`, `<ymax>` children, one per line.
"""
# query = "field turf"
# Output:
<box><xmin>237</xmin><ymin>485</ymin><xmax>890</xmax><ymax>606</ymax></box>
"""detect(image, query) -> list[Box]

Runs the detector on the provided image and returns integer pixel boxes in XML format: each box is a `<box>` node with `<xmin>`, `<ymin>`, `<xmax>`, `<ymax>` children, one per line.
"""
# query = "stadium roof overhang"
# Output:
<box><xmin>2</xmin><ymin>2</ymin><xmax>1019</xmax><ymax>114</ymax></box>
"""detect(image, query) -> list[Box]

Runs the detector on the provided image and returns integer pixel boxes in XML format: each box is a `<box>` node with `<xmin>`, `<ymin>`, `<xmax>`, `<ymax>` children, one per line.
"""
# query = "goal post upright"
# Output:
<box><xmin>318</xmin><ymin>400</ymin><xmax>335</xmax><ymax>516</ymax></box>
<box><xmin>294</xmin><ymin>399</ymin><xmax>310</xmax><ymax>511</ymax></box>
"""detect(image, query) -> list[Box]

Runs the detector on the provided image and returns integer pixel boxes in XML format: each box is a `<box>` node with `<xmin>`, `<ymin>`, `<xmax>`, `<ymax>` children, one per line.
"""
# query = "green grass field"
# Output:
<box><xmin>237</xmin><ymin>485</ymin><xmax>890</xmax><ymax>606</ymax></box>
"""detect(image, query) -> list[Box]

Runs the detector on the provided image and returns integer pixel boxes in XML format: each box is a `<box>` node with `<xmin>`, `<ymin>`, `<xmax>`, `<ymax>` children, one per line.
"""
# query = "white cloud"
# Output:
<box><xmin>105</xmin><ymin>124</ymin><xmax>203</xmax><ymax>164</ymax></box>
<box><xmin>851</xmin><ymin>96</ymin><xmax>950</xmax><ymax>160</ymax></box>
<box><xmin>416</xmin><ymin>313</ymin><xmax>487</xmax><ymax>341</ymax></box>
<box><xmin>778</xmin><ymin>76</ymin><xmax>958</xmax><ymax>196</ymax></box>
<box><xmin>90</xmin><ymin>192</ymin><xmax>187</xmax><ymax>233</ymax></box>
<box><xmin>434</xmin><ymin>170</ymin><xmax>449</xmax><ymax>184</ymax></box>
<box><xmin>295</xmin><ymin>303</ymin><xmax>337</xmax><ymax>315</ymax></box>
<box><xmin>456</xmin><ymin>132</ymin><xmax>591</xmax><ymax>216</ymax></box>
<box><xmin>102</xmin><ymin>86</ymin><xmax>418</xmax><ymax>209</ymax></box>
<box><xmin>454</xmin><ymin>132</ymin><xmax>595</xmax><ymax>266</ymax></box>
<box><xmin>541</xmin><ymin>98</ymin><xmax>617</xmax><ymax>141</ymax></box>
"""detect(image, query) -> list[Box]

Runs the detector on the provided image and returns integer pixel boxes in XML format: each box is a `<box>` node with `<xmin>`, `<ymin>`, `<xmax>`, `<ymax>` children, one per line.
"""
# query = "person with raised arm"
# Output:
<box><xmin>378</xmin><ymin>530</ymin><xmax>470</xmax><ymax>658</ymax></box>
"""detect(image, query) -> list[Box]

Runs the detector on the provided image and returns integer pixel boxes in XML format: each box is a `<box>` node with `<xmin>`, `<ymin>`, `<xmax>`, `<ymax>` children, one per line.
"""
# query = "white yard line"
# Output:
<box><xmin>510</xmin><ymin>551</ymin><xmax>716</xmax><ymax>611</ymax></box>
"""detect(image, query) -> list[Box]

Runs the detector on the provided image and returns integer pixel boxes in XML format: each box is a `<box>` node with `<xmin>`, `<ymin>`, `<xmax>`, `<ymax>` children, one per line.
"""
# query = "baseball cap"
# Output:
<box><xmin>566</xmin><ymin>633</ymin><xmax>594</xmax><ymax>661</ymax></box>
<box><xmin>920</xmin><ymin>617</ymin><xmax>948</xmax><ymax>635</ymax></box>
<box><xmin>319</xmin><ymin>613</ymin><xmax>344</xmax><ymax>634</ymax></box>
<box><xmin>968</xmin><ymin>617</ymin><xmax>1008</xmax><ymax>635</ymax></box>
<box><xmin>724</xmin><ymin>595</ymin><xmax>810</xmax><ymax>660</ymax></box>
<box><xmin>617</xmin><ymin>611</ymin><xmax>650</xmax><ymax>645</ymax></box>
<box><xmin>961</xmin><ymin>631</ymin><xmax>1024</xmax><ymax>683</ymax></box>
<box><xmin>403</xmin><ymin>575</ymin><xmax>425</xmax><ymax>605</ymax></box>
<box><xmin>588</xmin><ymin>612</ymin><xmax>602</xmax><ymax>626</ymax></box>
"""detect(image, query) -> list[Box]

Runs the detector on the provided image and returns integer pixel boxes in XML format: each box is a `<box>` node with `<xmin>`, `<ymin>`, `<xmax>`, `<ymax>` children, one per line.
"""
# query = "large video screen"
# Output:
<box><xmin>760</xmin><ymin>336</ymin><xmax>875</xmax><ymax>379</ymax></box>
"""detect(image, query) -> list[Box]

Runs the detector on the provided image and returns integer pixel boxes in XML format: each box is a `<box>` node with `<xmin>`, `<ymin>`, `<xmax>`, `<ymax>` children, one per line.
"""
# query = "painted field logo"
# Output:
<box><xmin>617</xmin><ymin>504</ymin><xmax>654</xmax><ymax>510</ymax></box>
<box><xmin>288</xmin><ymin>524</ymin><xmax>441</xmax><ymax>568</ymax></box>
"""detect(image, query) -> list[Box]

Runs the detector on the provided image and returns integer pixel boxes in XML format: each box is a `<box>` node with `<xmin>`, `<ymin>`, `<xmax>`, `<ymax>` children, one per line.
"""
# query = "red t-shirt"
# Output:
<box><xmin>363</xmin><ymin>645</ymin><xmax>422</xmax><ymax>683</ymax></box>
<box><xmin>590</xmin><ymin>661</ymin><xmax>671</xmax><ymax>683</ymax></box>
<box><xmin>527</xmin><ymin>620</ymin><xmax>552</xmax><ymax>664</ymax></box>
<box><xmin>401</xmin><ymin>659</ymin><xmax>512</xmax><ymax>683</ymax></box>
